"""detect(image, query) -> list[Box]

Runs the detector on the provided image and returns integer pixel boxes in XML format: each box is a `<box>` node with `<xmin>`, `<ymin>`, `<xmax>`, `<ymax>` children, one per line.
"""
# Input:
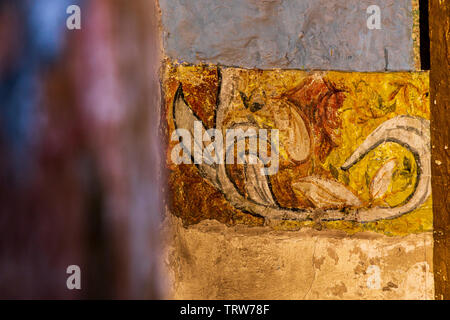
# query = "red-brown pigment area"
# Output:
<box><xmin>168</xmin><ymin>164</ymin><xmax>264</xmax><ymax>226</ymax></box>
<box><xmin>284</xmin><ymin>77</ymin><xmax>345</xmax><ymax>162</ymax></box>
<box><xmin>165</xmin><ymin>65</ymin><xmax>218</xmax><ymax>129</ymax></box>
<box><xmin>164</xmin><ymin>65</ymin><xmax>264</xmax><ymax>226</ymax></box>
<box><xmin>166</xmin><ymin>70</ymin><xmax>345</xmax><ymax>224</ymax></box>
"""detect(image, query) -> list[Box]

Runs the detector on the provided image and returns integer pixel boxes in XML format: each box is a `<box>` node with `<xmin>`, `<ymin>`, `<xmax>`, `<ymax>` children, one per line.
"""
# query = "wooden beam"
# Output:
<box><xmin>430</xmin><ymin>0</ymin><xmax>450</xmax><ymax>300</ymax></box>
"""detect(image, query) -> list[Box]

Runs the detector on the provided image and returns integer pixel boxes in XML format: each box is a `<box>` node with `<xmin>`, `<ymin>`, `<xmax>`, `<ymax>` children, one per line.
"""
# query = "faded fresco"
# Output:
<box><xmin>164</xmin><ymin>62</ymin><xmax>431</xmax><ymax>236</ymax></box>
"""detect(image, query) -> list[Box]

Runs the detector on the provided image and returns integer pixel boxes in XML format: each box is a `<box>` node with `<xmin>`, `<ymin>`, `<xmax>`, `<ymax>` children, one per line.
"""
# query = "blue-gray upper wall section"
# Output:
<box><xmin>159</xmin><ymin>0</ymin><xmax>414</xmax><ymax>71</ymax></box>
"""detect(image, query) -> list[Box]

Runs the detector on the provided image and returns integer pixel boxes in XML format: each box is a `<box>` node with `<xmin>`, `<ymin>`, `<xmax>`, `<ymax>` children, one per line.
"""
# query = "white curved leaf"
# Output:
<box><xmin>173</xmin><ymin>85</ymin><xmax>220</xmax><ymax>189</ymax></box>
<box><xmin>370</xmin><ymin>159</ymin><xmax>397</xmax><ymax>199</ymax></box>
<box><xmin>275</xmin><ymin>106</ymin><xmax>311</xmax><ymax>162</ymax></box>
<box><xmin>243</xmin><ymin>159</ymin><xmax>276</xmax><ymax>206</ymax></box>
<box><xmin>293</xmin><ymin>176</ymin><xmax>362</xmax><ymax>209</ymax></box>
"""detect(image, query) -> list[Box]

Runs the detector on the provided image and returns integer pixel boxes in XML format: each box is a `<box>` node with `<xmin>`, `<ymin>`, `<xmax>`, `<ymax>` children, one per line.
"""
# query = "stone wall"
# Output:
<box><xmin>159</xmin><ymin>0</ymin><xmax>434</xmax><ymax>299</ymax></box>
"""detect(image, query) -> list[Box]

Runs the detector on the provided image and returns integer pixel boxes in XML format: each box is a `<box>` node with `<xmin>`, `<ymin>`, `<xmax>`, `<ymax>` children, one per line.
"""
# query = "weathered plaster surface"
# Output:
<box><xmin>164</xmin><ymin>216</ymin><xmax>433</xmax><ymax>300</ymax></box>
<box><xmin>159</xmin><ymin>0</ymin><xmax>414</xmax><ymax>71</ymax></box>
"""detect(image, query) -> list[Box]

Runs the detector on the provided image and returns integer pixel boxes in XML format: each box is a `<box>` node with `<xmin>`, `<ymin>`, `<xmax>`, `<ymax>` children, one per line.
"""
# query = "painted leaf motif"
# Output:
<box><xmin>292</xmin><ymin>176</ymin><xmax>362</xmax><ymax>209</ymax></box>
<box><xmin>370</xmin><ymin>159</ymin><xmax>397</xmax><ymax>199</ymax></box>
<box><xmin>173</xmin><ymin>85</ymin><xmax>220</xmax><ymax>188</ymax></box>
<box><xmin>225</xmin><ymin>122</ymin><xmax>277</xmax><ymax>207</ymax></box>
<box><xmin>285</xmin><ymin>107</ymin><xmax>311</xmax><ymax>162</ymax></box>
<box><xmin>243</xmin><ymin>160</ymin><xmax>276</xmax><ymax>206</ymax></box>
<box><xmin>269</xmin><ymin>101</ymin><xmax>311</xmax><ymax>163</ymax></box>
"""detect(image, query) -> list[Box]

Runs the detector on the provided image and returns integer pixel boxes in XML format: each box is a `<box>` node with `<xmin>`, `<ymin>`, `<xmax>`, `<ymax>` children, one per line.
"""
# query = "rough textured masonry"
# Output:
<box><xmin>164</xmin><ymin>216</ymin><xmax>433</xmax><ymax>300</ymax></box>
<box><xmin>160</xmin><ymin>0</ymin><xmax>434</xmax><ymax>299</ymax></box>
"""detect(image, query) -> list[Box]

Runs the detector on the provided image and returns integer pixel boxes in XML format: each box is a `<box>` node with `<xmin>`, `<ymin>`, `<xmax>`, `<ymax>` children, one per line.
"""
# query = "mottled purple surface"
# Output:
<box><xmin>160</xmin><ymin>0</ymin><xmax>414</xmax><ymax>71</ymax></box>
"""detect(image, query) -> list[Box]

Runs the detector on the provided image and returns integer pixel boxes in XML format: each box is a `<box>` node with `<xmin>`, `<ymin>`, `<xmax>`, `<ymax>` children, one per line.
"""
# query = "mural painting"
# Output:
<box><xmin>164</xmin><ymin>63</ymin><xmax>431</xmax><ymax>236</ymax></box>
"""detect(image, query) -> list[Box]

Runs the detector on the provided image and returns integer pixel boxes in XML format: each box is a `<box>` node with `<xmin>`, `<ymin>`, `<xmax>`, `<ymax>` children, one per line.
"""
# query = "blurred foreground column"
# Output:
<box><xmin>0</xmin><ymin>0</ymin><xmax>164</xmax><ymax>299</ymax></box>
<box><xmin>74</xmin><ymin>0</ymin><xmax>165</xmax><ymax>300</ymax></box>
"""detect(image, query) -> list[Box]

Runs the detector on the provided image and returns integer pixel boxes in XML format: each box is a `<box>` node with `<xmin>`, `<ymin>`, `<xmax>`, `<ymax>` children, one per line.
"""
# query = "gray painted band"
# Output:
<box><xmin>159</xmin><ymin>0</ymin><xmax>414</xmax><ymax>71</ymax></box>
